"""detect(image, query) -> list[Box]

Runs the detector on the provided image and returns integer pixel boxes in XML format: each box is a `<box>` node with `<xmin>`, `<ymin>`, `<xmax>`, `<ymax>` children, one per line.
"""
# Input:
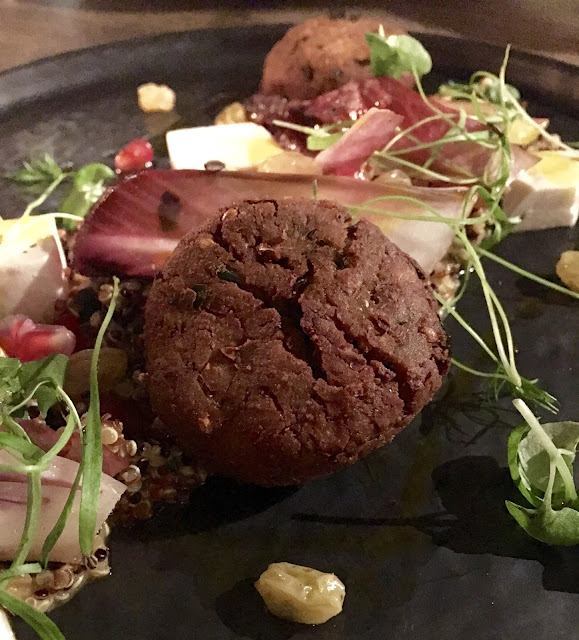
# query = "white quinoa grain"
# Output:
<box><xmin>101</xmin><ymin>426</ymin><xmax>119</xmax><ymax>445</ymax></box>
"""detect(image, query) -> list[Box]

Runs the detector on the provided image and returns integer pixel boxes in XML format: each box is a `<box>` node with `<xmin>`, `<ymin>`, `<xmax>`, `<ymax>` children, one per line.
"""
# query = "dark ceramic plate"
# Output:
<box><xmin>1</xmin><ymin>27</ymin><xmax>578</xmax><ymax>640</ymax></box>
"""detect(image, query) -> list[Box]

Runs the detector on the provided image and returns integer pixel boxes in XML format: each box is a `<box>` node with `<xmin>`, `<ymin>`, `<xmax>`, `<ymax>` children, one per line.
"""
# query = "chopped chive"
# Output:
<box><xmin>190</xmin><ymin>284</ymin><xmax>209</xmax><ymax>309</ymax></box>
<box><xmin>312</xmin><ymin>179</ymin><xmax>318</xmax><ymax>200</ymax></box>
<box><xmin>217</xmin><ymin>269</ymin><xmax>238</xmax><ymax>283</ymax></box>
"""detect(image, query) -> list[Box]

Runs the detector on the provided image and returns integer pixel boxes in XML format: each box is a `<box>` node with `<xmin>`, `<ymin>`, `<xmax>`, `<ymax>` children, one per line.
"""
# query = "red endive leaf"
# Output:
<box><xmin>315</xmin><ymin>108</ymin><xmax>404</xmax><ymax>175</ymax></box>
<box><xmin>72</xmin><ymin>169</ymin><xmax>466</xmax><ymax>277</ymax></box>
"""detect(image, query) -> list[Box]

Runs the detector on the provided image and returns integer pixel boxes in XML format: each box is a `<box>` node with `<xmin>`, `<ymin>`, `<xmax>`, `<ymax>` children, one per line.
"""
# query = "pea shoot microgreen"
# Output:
<box><xmin>79</xmin><ymin>276</ymin><xmax>119</xmax><ymax>555</ymax></box>
<box><xmin>506</xmin><ymin>404</ymin><xmax>579</xmax><ymax>546</ymax></box>
<box><xmin>0</xmin><ymin>278</ymin><xmax>120</xmax><ymax>639</ymax></box>
<box><xmin>4</xmin><ymin>156</ymin><xmax>114</xmax><ymax>229</ymax></box>
<box><xmin>348</xmin><ymin>44</ymin><xmax>579</xmax><ymax>544</ymax></box>
<box><xmin>271</xmin><ymin>120</ymin><xmax>353</xmax><ymax>151</ymax></box>
<box><xmin>365</xmin><ymin>28</ymin><xmax>432</xmax><ymax>79</ymax></box>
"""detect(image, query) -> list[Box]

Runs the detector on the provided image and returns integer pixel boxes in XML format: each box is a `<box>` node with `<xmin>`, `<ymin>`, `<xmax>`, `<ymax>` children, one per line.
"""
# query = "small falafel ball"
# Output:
<box><xmin>260</xmin><ymin>16</ymin><xmax>406</xmax><ymax>100</ymax></box>
<box><xmin>145</xmin><ymin>198</ymin><xmax>449</xmax><ymax>487</ymax></box>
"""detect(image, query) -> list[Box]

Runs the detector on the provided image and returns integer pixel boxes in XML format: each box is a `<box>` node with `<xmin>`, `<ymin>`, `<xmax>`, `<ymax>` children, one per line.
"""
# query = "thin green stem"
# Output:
<box><xmin>0</xmin><ymin>563</ymin><xmax>42</xmax><ymax>587</ymax></box>
<box><xmin>8</xmin><ymin>382</ymin><xmax>49</xmax><ymax>416</ymax></box>
<box><xmin>10</xmin><ymin>471</ymin><xmax>42</xmax><ymax>568</ymax></box>
<box><xmin>478</xmin><ymin>247</ymin><xmax>579</xmax><ymax>300</ymax></box>
<box><xmin>451</xmin><ymin>358</ymin><xmax>509</xmax><ymax>379</ymax></box>
<box><xmin>79</xmin><ymin>277</ymin><xmax>119</xmax><ymax>555</ymax></box>
<box><xmin>0</xmin><ymin>590</ymin><xmax>65</xmax><ymax>640</ymax></box>
<box><xmin>41</xmin><ymin>460</ymin><xmax>83</xmax><ymax>567</ymax></box>
<box><xmin>386</xmin><ymin>131</ymin><xmax>495</xmax><ymax>156</ymax></box>
<box><xmin>433</xmin><ymin>290</ymin><xmax>499</xmax><ymax>363</ymax></box>
<box><xmin>0</xmin><ymin>414</ymin><xmax>32</xmax><ymax>441</ymax></box>
<box><xmin>8</xmin><ymin>173</ymin><xmax>66</xmax><ymax>228</ymax></box>
<box><xmin>371</xmin><ymin>153</ymin><xmax>479</xmax><ymax>184</ymax></box>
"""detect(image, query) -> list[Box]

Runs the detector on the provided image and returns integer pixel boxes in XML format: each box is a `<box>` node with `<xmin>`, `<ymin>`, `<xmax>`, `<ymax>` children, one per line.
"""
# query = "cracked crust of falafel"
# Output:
<box><xmin>145</xmin><ymin>198</ymin><xmax>449</xmax><ymax>486</ymax></box>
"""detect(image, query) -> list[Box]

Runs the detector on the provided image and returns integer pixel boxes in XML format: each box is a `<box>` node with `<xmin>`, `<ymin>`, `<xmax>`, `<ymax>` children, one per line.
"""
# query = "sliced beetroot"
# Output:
<box><xmin>305</xmin><ymin>78</ymin><xmax>395</xmax><ymax>123</ymax></box>
<box><xmin>71</xmin><ymin>169</ymin><xmax>467</xmax><ymax>277</ymax></box>
<box><xmin>246</xmin><ymin>77</ymin><xmax>493</xmax><ymax>178</ymax></box>
<box><xmin>244</xmin><ymin>93</ymin><xmax>316</xmax><ymax>153</ymax></box>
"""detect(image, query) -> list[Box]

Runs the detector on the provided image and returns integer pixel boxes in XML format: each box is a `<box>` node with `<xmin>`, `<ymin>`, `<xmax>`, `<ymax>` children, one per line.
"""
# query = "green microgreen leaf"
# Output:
<box><xmin>271</xmin><ymin>119</ymin><xmax>352</xmax><ymax>152</ymax></box>
<box><xmin>5</xmin><ymin>154</ymin><xmax>115</xmax><ymax>232</ymax></box>
<box><xmin>78</xmin><ymin>276</ymin><xmax>119</xmax><ymax>556</ymax></box>
<box><xmin>505</xmin><ymin>401</ymin><xmax>579</xmax><ymax>545</ymax></box>
<box><xmin>365</xmin><ymin>31</ymin><xmax>432</xmax><ymax>79</ymax></box>
<box><xmin>505</xmin><ymin>501</ymin><xmax>579</xmax><ymax>546</ymax></box>
<box><xmin>490</xmin><ymin>366</ymin><xmax>559</xmax><ymax>414</ymax></box>
<box><xmin>0</xmin><ymin>358</ymin><xmax>23</xmax><ymax>408</ymax></box>
<box><xmin>0</xmin><ymin>414</ymin><xmax>31</xmax><ymax>440</ymax></box>
<box><xmin>0</xmin><ymin>358</ymin><xmax>22</xmax><ymax>378</ymax></box>
<box><xmin>4</xmin><ymin>154</ymin><xmax>66</xmax><ymax>191</ymax></box>
<box><xmin>438</xmin><ymin>78</ymin><xmax>520</xmax><ymax>107</ymax></box>
<box><xmin>0</xmin><ymin>563</ymin><xmax>42</xmax><ymax>586</ymax></box>
<box><xmin>59</xmin><ymin>163</ymin><xmax>115</xmax><ymax>229</ymax></box>
<box><xmin>509</xmin><ymin>417</ymin><xmax>579</xmax><ymax>506</ymax></box>
<box><xmin>507</xmin><ymin>422</ymin><xmax>542</xmax><ymax>508</ymax></box>
<box><xmin>307</xmin><ymin>132</ymin><xmax>344</xmax><ymax>151</ymax></box>
<box><xmin>17</xmin><ymin>172</ymin><xmax>68</xmax><ymax>223</ymax></box>
<box><xmin>17</xmin><ymin>354</ymin><xmax>69</xmax><ymax>417</ymax></box>
<box><xmin>0</xmin><ymin>433</ymin><xmax>43</xmax><ymax>459</ymax></box>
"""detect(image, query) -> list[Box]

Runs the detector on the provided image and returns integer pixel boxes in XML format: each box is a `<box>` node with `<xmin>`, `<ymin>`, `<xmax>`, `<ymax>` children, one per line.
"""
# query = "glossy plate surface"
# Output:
<box><xmin>0</xmin><ymin>27</ymin><xmax>577</xmax><ymax>640</ymax></box>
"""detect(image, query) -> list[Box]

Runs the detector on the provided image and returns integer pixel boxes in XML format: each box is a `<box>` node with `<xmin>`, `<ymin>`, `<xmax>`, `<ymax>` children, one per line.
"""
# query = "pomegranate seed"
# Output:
<box><xmin>54</xmin><ymin>309</ymin><xmax>97</xmax><ymax>352</ymax></box>
<box><xmin>0</xmin><ymin>315</ymin><xmax>76</xmax><ymax>362</ymax></box>
<box><xmin>54</xmin><ymin>309</ymin><xmax>80</xmax><ymax>335</ymax></box>
<box><xmin>114</xmin><ymin>137</ymin><xmax>154</xmax><ymax>173</ymax></box>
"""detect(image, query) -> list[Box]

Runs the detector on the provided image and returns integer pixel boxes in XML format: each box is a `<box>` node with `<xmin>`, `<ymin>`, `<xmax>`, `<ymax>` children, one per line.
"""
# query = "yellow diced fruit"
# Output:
<box><xmin>529</xmin><ymin>152</ymin><xmax>579</xmax><ymax>187</ymax></box>
<box><xmin>137</xmin><ymin>83</ymin><xmax>176</xmax><ymax>113</ymax></box>
<box><xmin>556</xmin><ymin>250</ymin><xmax>579</xmax><ymax>293</ymax></box>
<box><xmin>214</xmin><ymin>102</ymin><xmax>248</xmax><ymax>125</ymax></box>
<box><xmin>508</xmin><ymin>118</ymin><xmax>543</xmax><ymax>146</ymax></box>
<box><xmin>255</xmin><ymin>562</ymin><xmax>345</xmax><ymax>625</ymax></box>
<box><xmin>0</xmin><ymin>216</ymin><xmax>57</xmax><ymax>251</ymax></box>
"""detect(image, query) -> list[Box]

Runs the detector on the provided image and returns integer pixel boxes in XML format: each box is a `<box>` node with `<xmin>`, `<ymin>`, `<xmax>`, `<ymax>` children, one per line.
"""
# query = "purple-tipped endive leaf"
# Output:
<box><xmin>72</xmin><ymin>169</ymin><xmax>466</xmax><ymax>277</ymax></box>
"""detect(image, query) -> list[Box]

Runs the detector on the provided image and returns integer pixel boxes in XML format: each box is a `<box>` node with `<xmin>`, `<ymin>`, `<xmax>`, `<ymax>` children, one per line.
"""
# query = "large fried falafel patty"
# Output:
<box><xmin>145</xmin><ymin>198</ymin><xmax>449</xmax><ymax>486</ymax></box>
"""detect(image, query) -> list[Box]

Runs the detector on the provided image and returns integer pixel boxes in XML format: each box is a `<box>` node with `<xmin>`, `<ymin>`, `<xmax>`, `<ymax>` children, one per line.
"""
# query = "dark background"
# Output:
<box><xmin>1</xmin><ymin>0</ymin><xmax>578</xmax><ymax>74</ymax></box>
